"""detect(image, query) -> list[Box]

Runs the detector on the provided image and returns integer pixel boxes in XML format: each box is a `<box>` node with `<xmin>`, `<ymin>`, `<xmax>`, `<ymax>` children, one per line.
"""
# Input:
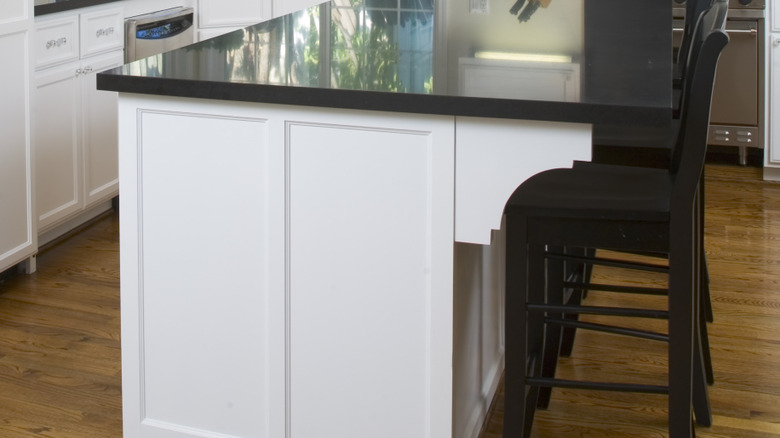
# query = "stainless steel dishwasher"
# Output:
<box><xmin>124</xmin><ymin>7</ymin><xmax>195</xmax><ymax>63</ymax></box>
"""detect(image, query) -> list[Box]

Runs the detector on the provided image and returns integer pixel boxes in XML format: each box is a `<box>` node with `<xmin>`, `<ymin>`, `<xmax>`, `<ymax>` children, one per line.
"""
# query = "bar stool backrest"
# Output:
<box><xmin>675</xmin><ymin>0</ymin><xmax>727</xmax><ymax>118</ymax></box>
<box><xmin>670</xmin><ymin>26</ymin><xmax>729</xmax><ymax>208</ymax></box>
<box><xmin>677</xmin><ymin>0</ymin><xmax>715</xmax><ymax>73</ymax></box>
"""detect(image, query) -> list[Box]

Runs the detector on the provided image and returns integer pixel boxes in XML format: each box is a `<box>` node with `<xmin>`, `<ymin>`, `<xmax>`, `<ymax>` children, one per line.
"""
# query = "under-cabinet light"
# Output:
<box><xmin>474</xmin><ymin>51</ymin><xmax>572</xmax><ymax>63</ymax></box>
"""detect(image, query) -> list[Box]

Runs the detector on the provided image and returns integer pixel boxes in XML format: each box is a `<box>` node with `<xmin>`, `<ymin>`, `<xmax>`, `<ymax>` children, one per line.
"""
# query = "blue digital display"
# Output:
<box><xmin>137</xmin><ymin>21</ymin><xmax>186</xmax><ymax>40</ymax></box>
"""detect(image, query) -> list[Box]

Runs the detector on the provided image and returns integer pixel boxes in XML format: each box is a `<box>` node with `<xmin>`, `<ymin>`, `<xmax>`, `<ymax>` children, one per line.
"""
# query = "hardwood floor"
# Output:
<box><xmin>0</xmin><ymin>164</ymin><xmax>779</xmax><ymax>438</ymax></box>
<box><xmin>0</xmin><ymin>213</ymin><xmax>121</xmax><ymax>437</ymax></box>
<box><xmin>480</xmin><ymin>164</ymin><xmax>780</xmax><ymax>438</ymax></box>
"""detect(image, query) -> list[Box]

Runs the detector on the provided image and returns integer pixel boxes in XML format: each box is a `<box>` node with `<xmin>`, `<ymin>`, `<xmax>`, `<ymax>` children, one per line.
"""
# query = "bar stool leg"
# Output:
<box><xmin>537</xmin><ymin>245</ymin><xmax>565</xmax><ymax>409</ymax></box>
<box><xmin>504</xmin><ymin>214</ymin><xmax>528</xmax><ymax>438</ymax></box>
<box><xmin>559</xmin><ymin>246</ymin><xmax>591</xmax><ymax>357</ymax></box>
<box><xmin>523</xmin><ymin>243</ymin><xmax>547</xmax><ymax>433</ymax></box>
<box><xmin>693</xmin><ymin>212</ymin><xmax>712</xmax><ymax>426</ymax></box>
<box><xmin>695</xmin><ymin>188</ymin><xmax>715</xmax><ymax>385</ymax></box>
<box><xmin>667</xmin><ymin>213</ymin><xmax>695</xmax><ymax>438</ymax></box>
<box><xmin>699</xmin><ymin>172</ymin><xmax>714</xmax><ymax>323</ymax></box>
<box><xmin>693</xmin><ymin>316</ymin><xmax>712</xmax><ymax>426</ymax></box>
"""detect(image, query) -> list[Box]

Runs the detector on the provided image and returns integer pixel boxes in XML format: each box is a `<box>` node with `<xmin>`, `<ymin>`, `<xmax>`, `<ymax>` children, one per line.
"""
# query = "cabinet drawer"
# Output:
<box><xmin>35</xmin><ymin>15</ymin><xmax>79</xmax><ymax>70</ymax></box>
<box><xmin>80</xmin><ymin>7</ymin><xmax>123</xmax><ymax>58</ymax></box>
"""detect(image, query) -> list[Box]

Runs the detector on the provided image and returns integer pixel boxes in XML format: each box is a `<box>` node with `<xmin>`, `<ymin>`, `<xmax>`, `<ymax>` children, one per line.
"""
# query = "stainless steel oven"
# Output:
<box><xmin>673</xmin><ymin>0</ymin><xmax>765</xmax><ymax>164</ymax></box>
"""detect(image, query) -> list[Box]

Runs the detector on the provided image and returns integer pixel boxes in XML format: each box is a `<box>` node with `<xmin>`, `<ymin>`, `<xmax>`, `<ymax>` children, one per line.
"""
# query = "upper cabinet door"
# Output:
<box><xmin>198</xmin><ymin>0</ymin><xmax>271</xmax><ymax>29</ymax></box>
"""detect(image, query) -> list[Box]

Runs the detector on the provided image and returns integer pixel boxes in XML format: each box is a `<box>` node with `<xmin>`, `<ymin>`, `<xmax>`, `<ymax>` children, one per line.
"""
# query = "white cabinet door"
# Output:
<box><xmin>82</xmin><ymin>50</ymin><xmax>123</xmax><ymax>206</ymax></box>
<box><xmin>35</xmin><ymin>52</ymin><xmax>121</xmax><ymax>230</ymax></box>
<box><xmin>34</xmin><ymin>61</ymin><xmax>82</xmax><ymax>231</ymax></box>
<box><xmin>120</xmin><ymin>96</ymin><xmax>281</xmax><ymax>438</ymax></box>
<box><xmin>283</xmin><ymin>110</ymin><xmax>454</xmax><ymax>438</ymax></box>
<box><xmin>0</xmin><ymin>1</ymin><xmax>36</xmax><ymax>273</ymax></box>
<box><xmin>34</xmin><ymin>6</ymin><xmax>122</xmax><ymax>235</ymax></box>
<box><xmin>773</xmin><ymin>3</ymin><xmax>780</xmax><ymax>33</ymax></box>
<box><xmin>769</xmin><ymin>35</ymin><xmax>780</xmax><ymax>167</ymax></box>
<box><xmin>766</xmin><ymin>1</ymin><xmax>780</xmax><ymax>178</ymax></box>
<box><xmin>198</xmin><ymin>0</ymin><xmax>271</xmax><ymax>30</ymax></box>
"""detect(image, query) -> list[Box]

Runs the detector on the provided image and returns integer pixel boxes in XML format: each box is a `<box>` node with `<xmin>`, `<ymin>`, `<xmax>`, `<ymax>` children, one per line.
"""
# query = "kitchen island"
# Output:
<box><xmin>97</xmin><ymin>1</ymin><xmax>672</xmax><ymax>437</ymax></box>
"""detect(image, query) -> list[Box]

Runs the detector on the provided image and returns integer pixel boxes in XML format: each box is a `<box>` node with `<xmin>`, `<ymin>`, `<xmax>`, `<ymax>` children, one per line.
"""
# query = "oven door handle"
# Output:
<box><xmin>674</xmin><ymin>24</ymin><xmax>758</xmax><ymax>35</ymax></box>
<box><xmin>674</xmin><ymin>29</ymin><xmax>756</xmax><ymax>34</ymax></box>
<box><xmin>725</xmin><ymin>28</ymin><xmax>758</xmax><ymax>35</ymax></box>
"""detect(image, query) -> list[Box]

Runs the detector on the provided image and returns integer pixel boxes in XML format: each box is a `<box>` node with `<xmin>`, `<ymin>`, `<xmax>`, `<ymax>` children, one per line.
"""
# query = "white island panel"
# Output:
<box><xmin>286</xmin><ymin>117</ymin><xmax>454</xmax><ymax>438</ymax></box>
<box><xmin>119</xmin><ymin>96</ymin><xmax>456</xmax><ymax>438</ymax></box>
<box><xmin>121</xmin><ymin>98</ymin><xmax>283</xmax><ymax>438</ymax></box>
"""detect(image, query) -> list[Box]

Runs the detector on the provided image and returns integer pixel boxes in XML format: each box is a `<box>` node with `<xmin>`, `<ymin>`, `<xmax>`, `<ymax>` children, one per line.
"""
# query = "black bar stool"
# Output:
<box><xmin>502</xmin><ymin>24</ymin><xmax>729</xmax><ymax>438</ymax></box>
<box><xmin>553</xmin><ymin>0</ymin><xmax>728</xmax><ymax>375</ymax></box>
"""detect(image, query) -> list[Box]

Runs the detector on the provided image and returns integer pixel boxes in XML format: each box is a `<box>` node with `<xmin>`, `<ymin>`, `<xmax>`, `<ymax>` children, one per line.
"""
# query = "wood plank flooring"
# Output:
<box><xmin>480</xmin><ymin>164</ymin><xmax>780</xmax><ymax>438</ymax></box>
<box><xmin>0</xmin><ymin>164</ymin><xmax>779</xmax><ymax>437</ymax></box>
<box><xmin>0</xmin><ymin>213</ymin><xmax>121</xmax><ymax>437</ymax></box>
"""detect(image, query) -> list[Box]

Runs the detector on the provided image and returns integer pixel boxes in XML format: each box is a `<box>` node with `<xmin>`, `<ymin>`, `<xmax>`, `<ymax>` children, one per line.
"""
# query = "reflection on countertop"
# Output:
<box><xmin>98</xmin><ymin>0</ymin><xmax>672</xmax><ymax>127</ymax></box>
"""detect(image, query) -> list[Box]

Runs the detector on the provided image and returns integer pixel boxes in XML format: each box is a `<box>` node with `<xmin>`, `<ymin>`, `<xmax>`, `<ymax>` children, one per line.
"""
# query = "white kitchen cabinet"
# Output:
<box><xmin>33</xmin><ymin>7</ymin><xmax>123</xmax><ymax>235</ymax></box>
<box><xmin>34</xmin><ymin>59</ymin><xmax>82</xmax><ymax>230</ymax></box>
<box><xmin>196</xmin><ymin>0</ymin><xmax>325</xmax><ymax>41</ymax></box>
<box><xmin>773</xmin><ymin>0</ymin><xmax>780</xmax><ymax>33</ymax></box>
<box><xmin>117</xmin><ymin>94</ymin><xmax>458</xmax><ymax>438</ymax></box>
<box><xmin>114</xmin><ymin>90</ymin><xmax>591</xmax><ymax>438</ymax></box>
<box><xmin>766</xmin><ymin>33</ymin><xmax>780</xmax><ymax>178</ymax></box>
<box><xmin>0</xmin><ymin>0</ymin><xmax>36</xmax><ymax>274</ymax></box>
<box><xmin>197</xmin><ymin>0</ymin><xmax>271</xmax><ymax>40</ymax></box>
<box><xmin>271</xmin><ymin>0</ymin><xmax>323</xmax><ymax>18</ymax></box>
<box><xmin>766</xmin><ymin>0</ymin><xmax>780</xmax><ymax>179</ymax></box>
<box><xmin>82</xmin><ymin>51</ymin><xmax>122</xmax><ymax>206</ymax></box>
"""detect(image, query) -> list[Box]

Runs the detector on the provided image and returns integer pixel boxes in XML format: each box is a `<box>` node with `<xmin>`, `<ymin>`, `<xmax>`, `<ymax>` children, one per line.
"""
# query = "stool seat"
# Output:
<box><xmin>509</xmin><ymin>164</ymin><xmax>672</xmax><ymax>222</ymax></box>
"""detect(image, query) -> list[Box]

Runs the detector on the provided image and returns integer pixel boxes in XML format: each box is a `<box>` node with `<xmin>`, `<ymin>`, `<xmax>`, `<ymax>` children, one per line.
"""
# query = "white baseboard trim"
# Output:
<box><xmin>38</xmin><ymin>200</ymin><xmax>114</xmax><ymax>247</ymax></box>
<box><xmin>763</xmin><ymin>166</ymin><xmax>780</xmax><ymax>182</ymax></box>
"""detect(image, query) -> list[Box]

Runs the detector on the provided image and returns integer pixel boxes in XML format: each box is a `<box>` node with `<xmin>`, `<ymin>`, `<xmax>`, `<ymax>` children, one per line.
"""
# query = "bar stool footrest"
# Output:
<box><xmin>563</xmin><ymin>281</ymin><xmax>669</xmax><ymax>296</ymax></box>
<box><xmin>527</xmin><ymin>304</ymin><xmax>669</xmax><ymax>319</ymax></box>
<box><xmin>547</xmin><ymin>318</ymin><xmax>669</xmax><ymax>342</ymax></box>
<box><xmin>546</xmin><ymin>252</ymin><xmax>669</xmax><ymax>273</ymax></box>
<box><xmin>526</xmin><ymin>377</ymin><xmax>669</xmax><ymax>394</ymax></box>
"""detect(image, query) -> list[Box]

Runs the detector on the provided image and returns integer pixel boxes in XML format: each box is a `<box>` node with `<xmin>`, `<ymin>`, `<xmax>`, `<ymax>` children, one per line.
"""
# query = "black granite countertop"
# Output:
<box><xmin>34</xmin><ymin>0</ymin><xmax>122</xmax><ymax>16</ymax></box>
<box><xmin>97</xmin><ymin>0</ymin><xmax>673</xmax><ymax>127</ymax></box>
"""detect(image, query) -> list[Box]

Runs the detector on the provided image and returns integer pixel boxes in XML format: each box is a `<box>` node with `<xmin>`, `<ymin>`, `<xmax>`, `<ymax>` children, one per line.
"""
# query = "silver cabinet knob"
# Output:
<box><xmin>46</xmin><ymin>37</ymin><xmax>67</xmax><ymax>49</ymax></box>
